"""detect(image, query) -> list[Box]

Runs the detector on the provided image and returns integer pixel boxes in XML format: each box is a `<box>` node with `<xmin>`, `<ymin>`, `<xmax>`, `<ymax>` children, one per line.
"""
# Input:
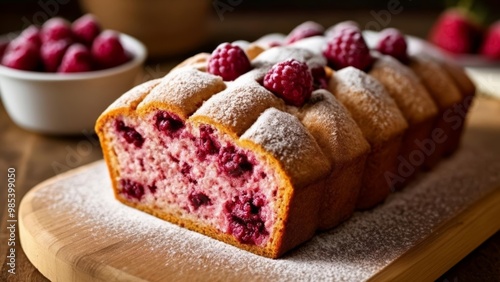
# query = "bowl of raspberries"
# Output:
<box><xmin>0</xmin><ymin>14</ymin><xmax>147</xmax><ymax>135</ymax></box>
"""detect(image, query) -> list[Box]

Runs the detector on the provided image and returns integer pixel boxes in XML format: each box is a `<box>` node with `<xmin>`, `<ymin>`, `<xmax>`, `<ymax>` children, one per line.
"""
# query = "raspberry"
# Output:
<box><xmin>154</xmin><ymin>111</ymin><xmax>184</xmax><ymax>136</ymax></box>
<box><xmin>72</xmin><ymin>14</ymin><xmax>101</xmax><ymax>46</ymax></box>
<box><xmin>19</xmin><ymin>25</ymin><xmax>42</xmax><ymax>47</ymax></box>
<box><xmin>196</xmin><ymin>125</ymin><xmax>220</xmax><ymax>160</ymax></box>
<box><xmin>188</xmin><ymin>192</ymin><xmax>212</xmax><ymax>210</ymax></box>
<box><xmin>58</xmin><ymin>43</ymin><xmax>93</xmax><ymax>73</ymax></box>
<box><xmin>428</xmin><ymin>9</ymin><xmax>482</xmax><ymax>54</ymax></box>
<box><xmin>1</xmin><ymin>39</ymin><xmax>40</xmax><ymax>71</ymax></box>
<box><xmin>207</xmin><ymin>43</ymin><xmax>251</xmax><ymax>81</ymax></box>
<box><xmin>91</xmin><ymin>30</ymin><xmax>130</xmax><ymax>69</ymax></box>
<box><xmin>376</xmin><ymin>28</ymin><xmax>409</xmax><ymax>64</ymax></box>
<box><xmin>40</xmin><ymin>17</ymin><xmax>73</xmax><ymax>43</ymax></box>
<box><xmin>480</xmin><ymin>21</ymin><xmax>500</xmax><ymax>60</ymax></box>
<box><xmin>323</xmin><ymin>27</ymin><xmax>373</xmax><ymax>71</ymax></box>
<box><xmin>285</xmin><ymin>21</ymin><xmax>324</xmax><ymax>44</ymax></box>
<box><xmin>263</xmin><ymin>59</ymin><xmax>313</xmax><ymax>107</ymax></box>
<box><xmin>217</xmin><ymin>145</ymin><xmax>253</xmax><ymax>177</ymax></box>
<box><xmin>224</xmin><ymin>193</ymin><xmax>268</xmax><ymax>245</ymax></box>
<box><xmin>120</xmin><ymin>179</ymin><xmax>145</xmax><ymax>200</ymax></box>
<box><xmin>41</xmin><ymin>39</ymin><xmax>71</xmax><ymax>72</ymax></box>
<box><xmin>115</xmin><ymin>120</ymin><xmax>145</xmax><ymax>148</ymax></box>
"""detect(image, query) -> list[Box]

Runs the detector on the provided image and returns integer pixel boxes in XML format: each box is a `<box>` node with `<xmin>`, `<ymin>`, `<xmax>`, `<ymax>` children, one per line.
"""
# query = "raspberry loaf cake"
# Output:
<box><xmin>96</xmin><ymin>21</ymin><xmax>475</xmax><ymax>258</ymax></box>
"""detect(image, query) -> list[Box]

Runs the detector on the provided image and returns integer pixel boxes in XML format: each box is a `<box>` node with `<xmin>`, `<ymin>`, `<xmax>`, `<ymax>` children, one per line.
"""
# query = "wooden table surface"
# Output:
<box><xmin>1</xmin><ymin>9</ymin><xmax>499</xmax><ymax>281</ymax></box>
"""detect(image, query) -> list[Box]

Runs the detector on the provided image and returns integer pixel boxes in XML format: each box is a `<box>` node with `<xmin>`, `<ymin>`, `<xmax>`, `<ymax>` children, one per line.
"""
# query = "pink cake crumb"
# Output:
<box><xmin>104</xmin><ymin>109</ymin><xmax>280</xmax><ymax>246</ymax></box>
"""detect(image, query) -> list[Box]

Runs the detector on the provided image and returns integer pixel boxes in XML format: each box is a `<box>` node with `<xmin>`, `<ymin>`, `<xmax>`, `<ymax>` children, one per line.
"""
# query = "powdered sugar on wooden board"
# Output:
<box><xmin>28</xmin><ymin>138</ymin><xmax>500</xmax><ymax>281</ymax></box>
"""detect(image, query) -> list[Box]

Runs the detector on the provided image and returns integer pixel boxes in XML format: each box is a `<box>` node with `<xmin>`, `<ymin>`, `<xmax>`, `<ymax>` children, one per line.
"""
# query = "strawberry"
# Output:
<box><xmin>428</xmin><ymin>9</ymin><xmax>483</xmax><ymax>54</ymax></box>
<box><xmin>480</xmin><ymin>21</ymin><xmax>500</xmax><ymax>60</ymax></box>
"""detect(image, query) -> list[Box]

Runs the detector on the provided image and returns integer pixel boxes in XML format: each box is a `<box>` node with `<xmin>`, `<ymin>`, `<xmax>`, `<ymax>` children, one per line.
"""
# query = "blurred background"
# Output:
<box><xmin>0</xmin><ymin>1</ymin><xmax>499</xmax><ymax>281</ymax></box>
<box><xmin>1</xmin><ymin>0</ymin><xmax>499</xmax><ymax>59</ymax></box>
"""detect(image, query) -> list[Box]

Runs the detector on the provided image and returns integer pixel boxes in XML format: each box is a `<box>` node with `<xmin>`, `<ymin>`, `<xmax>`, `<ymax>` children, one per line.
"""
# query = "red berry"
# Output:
<box><xmin>323</xmin><ymin>27</ymin><xmax>373</xmax><ymax>71</ymax></box>
<box><xmin>120</xmin><ymin>179</ymin><xmax>145</xmax><ymax>201</ymax></box>
<box><xmin>428</xmin><ymin>9</ymin><xmax>482</xmax><ymax>54</ymax></box>
<box><xmin>207</xmin><ymin>42</ymin><xmax>251</xmax><ymax>81</ymax></box>
<box><xmin>41</xmin><ymin>17</ymin><xmax>73</xmax><ymax>43</ymax></box>
<box><xmin>1</xmin><ymin>39</ymin><xmax>40</xmax><ymax>71</ymax></box>
<box><xmin>91</xmin><ymin>30</ymin><xmax>130</xmax><ymax>69</ymax></box>
<box><xmin>188</xmin><ymin>192</ymin><xmax>212</xmax><ymax>210</ymax></box>
<box><xmin>58</xmin><ymin>43</ymin><xmax>93</xmax><ymax>73</ymax></box>
<box><xmin>263</xmin><ymin>59</ymin><xmax>313</xmax><ymax>107</ymax></box>
<box><xmin>41</xmin><ymin>39</ymin><xmax>71</xmax><ymax>72</ymax></box>
<box><xmin>72</xmin><ymin>14</ymin><xmax>101</xmax><ymax>46</ymax></box>
<box><xmin>217</xmin><ymin>145</ymin><xmax>252</xmax><ymax>177</ymax></box>
<box><xmin>19</xmin><ymin>25</ymin><xmax>41</xmax><ymax>47</ymax></box>
<box><xmin>376</xmin><ymin>28</ymin><xmax>409</xmax><ymax>64</ymax></box>
<box><xmin>285</xmin><ymin>21</ymin><xmax>324</xmax><ymax>44</ymax></box>
<box><xmin>480</xmin><ymin>21</ymin><xmax>500</xmax><ymax>60</ymax></box>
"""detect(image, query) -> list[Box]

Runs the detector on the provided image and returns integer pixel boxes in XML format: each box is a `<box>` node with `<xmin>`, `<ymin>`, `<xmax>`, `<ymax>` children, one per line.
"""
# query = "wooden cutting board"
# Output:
<box><xmin>19</xmin><ymin>97</ymin><xmax>500</xmax><ymax>282</ymax></box>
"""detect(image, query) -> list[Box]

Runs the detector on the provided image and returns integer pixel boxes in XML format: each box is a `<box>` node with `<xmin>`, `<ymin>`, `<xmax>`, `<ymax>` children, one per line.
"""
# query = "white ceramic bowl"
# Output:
<box><xmin>0</xmin><ymin>33</ymin><xmax>146</xmax><ymax>135</ymax></box>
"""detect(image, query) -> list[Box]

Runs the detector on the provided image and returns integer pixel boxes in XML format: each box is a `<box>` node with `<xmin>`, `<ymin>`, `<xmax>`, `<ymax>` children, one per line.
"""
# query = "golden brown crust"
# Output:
<box><xmin>370</xmin><ymin>55</ymin><xmax>439</xmax><ymax>189</ymax></box>
<box><xmin>370</xmin><ymin>55</ymin><xmax>438</xmax><ymax>125</ymax></box>
<box><xmin>295</xmin><ymin>90</ymin><xmax>370</xmax><ymax>228</ymax></box>
<box><xmin>172</xmin><ymin>52</ymin><xmax>210</xmax><ymax>72</ymax></box>
<box><xmin>409</xmin><ymin>55</ymin><xmax>464</xmax><ymax>168</ymax></box>
<box><xmin>138</xmin><ymin>67</ymin><xmax>226</xmax><ymax>119</ymax></box>
<box><xmin>191</xmin><ymin>74</ymin><xmax>284</xmax><ymax>136</ymax></box>
<box><xmin>439</xmin><ymin>60</ymin><xmax>476</xmax><ymax>155</ymax></box>
<box><xmin>241</xmin><ymin>108</ymin><xmax>331</xmax><ymax>189</ymax></box>
<box><xmin>440</xmin><ymin>60</ymin><xmax>476</xmax><ymax>99</ymax></box>
<box><xmin>409</xmin><ymin>55</ymin><xmax>462</xmax><ymax>111</ymax></box>
<box><xmin>329</xmin><ymin>67</ymin><xmax>408</xmax><ymax>144</ymax></box>
<box><xmin>329</xmin><ymin>67</ymin><xmax>407</xmax><ymax>209</ymax></box>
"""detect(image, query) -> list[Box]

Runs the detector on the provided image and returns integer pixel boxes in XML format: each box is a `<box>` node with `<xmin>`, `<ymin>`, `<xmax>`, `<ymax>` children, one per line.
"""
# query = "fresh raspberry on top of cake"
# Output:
<box><xmin>285</xmin><ymin>21</ymin><xmax>324</xmax><ymax>44</ymax></box>
<box><xmin>207</xmin><ymin>42</ymin><xmax>251</xmax><ymax>81</ymax></box>
<box><xmin>263</xmin><ymin>58</ymin><xmax>313</xmax><ymax>107</ymax></box>
<box><xmin>323</xmin><ymin>26</ymin><xmax>373</xmax><ymax>71</ymax></box>
<box><xmin>376</xmin><ymin>28</ymin><xmax>409</xmax><ymax>64</ymax></box>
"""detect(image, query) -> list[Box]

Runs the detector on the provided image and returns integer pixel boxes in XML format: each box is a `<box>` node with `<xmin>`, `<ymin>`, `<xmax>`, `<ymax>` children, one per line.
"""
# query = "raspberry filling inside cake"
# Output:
<box><xmin>104</xmin><ymin>109</ymin><xmax>280</xmax><ymax>246</ymax></box>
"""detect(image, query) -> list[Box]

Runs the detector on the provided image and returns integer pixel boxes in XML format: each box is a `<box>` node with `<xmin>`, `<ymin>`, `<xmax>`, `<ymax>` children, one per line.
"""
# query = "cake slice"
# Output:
<box><xmin>96</xmin><ymin>66</ymin><xmax>331</xmax><ymax>258</ymax></box>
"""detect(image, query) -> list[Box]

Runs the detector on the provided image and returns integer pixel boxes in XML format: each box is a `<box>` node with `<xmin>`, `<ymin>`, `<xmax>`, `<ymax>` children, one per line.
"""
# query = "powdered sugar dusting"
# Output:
<box><xmin>253</xmin><ymin>46</ymin><xmax>326</xmax><ymax>70</ymax></box>
<box><xmin>30</xmin><ymin>136</ymin><xmax>500</xmax><ymax>281</ymax></box>
<box><xmin>332</xmin><ymin>67</ymin><xmax>408</xmax><ymax>143</ymax></box>
<box><xmin>370</xmin><ymin>54</ymin><xmax>438</xmax><ymax>125</ymax></box>
<box><xmin>240</xmin><ymin>108</ymin><xmax>330</xmax><ymax>187</ymax></box>
<box><xmin>139</xmin><ymin>67</ymin><xmax>225</xmax><ymax>117</ymax></box>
